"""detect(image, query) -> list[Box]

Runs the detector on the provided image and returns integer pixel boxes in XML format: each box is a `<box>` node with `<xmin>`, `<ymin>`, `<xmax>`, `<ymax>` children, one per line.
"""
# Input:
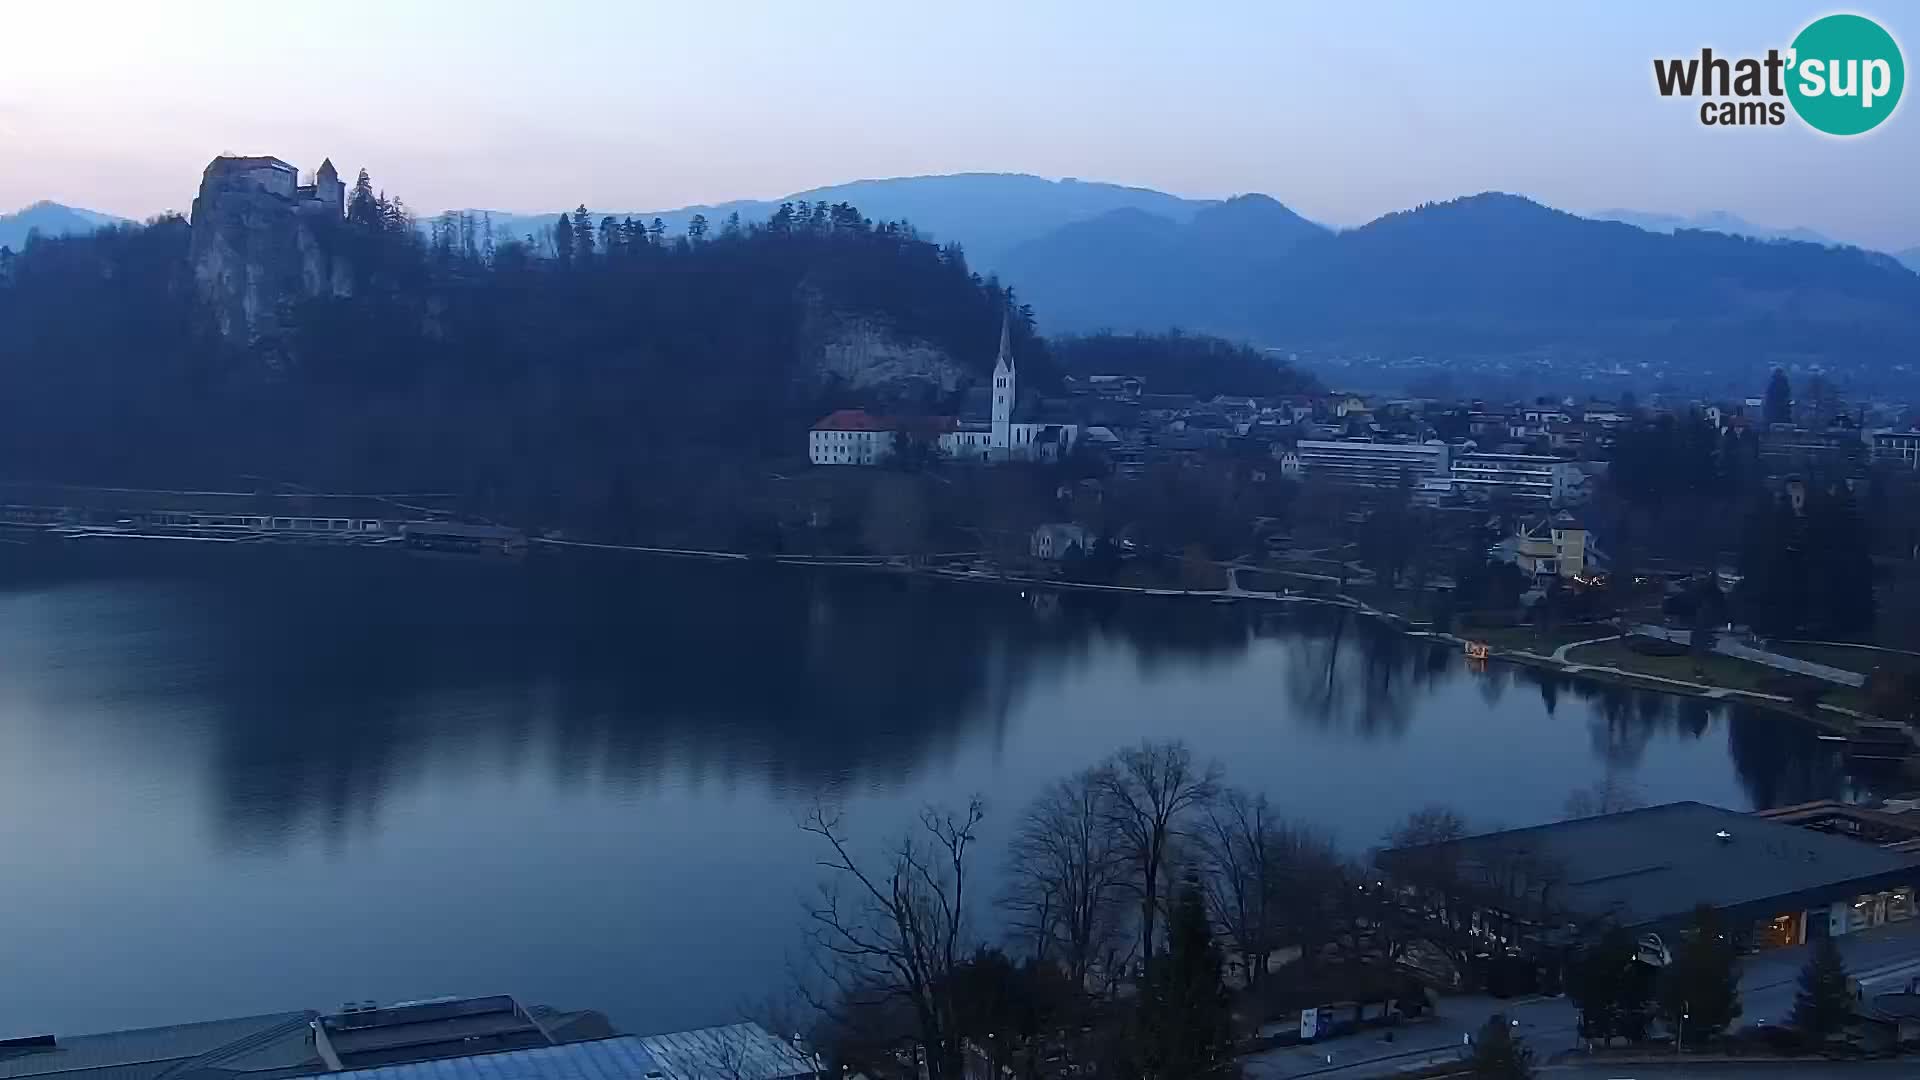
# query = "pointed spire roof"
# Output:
<box><xmin>997</xmin><ymin>308</ymin><xmax>1014</xmax><ymax>372</ymax></box>
<box><xmin>317</xmin><ymin>157</ymin><xmax>338</xmax><ymax>179</ymax></box>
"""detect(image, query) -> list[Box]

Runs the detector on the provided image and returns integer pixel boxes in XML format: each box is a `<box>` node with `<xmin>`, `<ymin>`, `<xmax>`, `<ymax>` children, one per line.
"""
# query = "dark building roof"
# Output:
<box><xmin>315</xmin><ymin>997</ymin><xmax>549</xmax><ymax>1071</ymax></box>
<box><xmin>0</xmin><ymin>1012</ymin><xmax>318</xmax><ymax>1080</ymax></box>
<box><xmin>809</xmin><ymin>409</ymin><xmax>893</xmax><ymax>432</ymax></box>
<box><xmin>206</xmin><ymin>156</ymin><xmax>296</xmax><ymax>175</ymax></box>
<box><xmin>0</xmin><ymin>1001</ymin><xmax>627</xmax><ymax>1080</ymax></box>
<box><xmin>1379</xmin><ymin>801</ymin><xmax>1920</xmax><ymax>931</ymax></box>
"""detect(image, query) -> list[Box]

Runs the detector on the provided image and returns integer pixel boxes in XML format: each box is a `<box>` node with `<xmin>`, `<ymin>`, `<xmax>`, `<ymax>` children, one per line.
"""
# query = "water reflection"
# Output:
<box><xmin>0</xmin><ymin>539</ymin><xmax>1886</xmax><ymax>1036</ymax></box>
<box><xmin>0</xmin><ymin>541</ymin><xmax>1879</xmax><ymax>855</ymax></box>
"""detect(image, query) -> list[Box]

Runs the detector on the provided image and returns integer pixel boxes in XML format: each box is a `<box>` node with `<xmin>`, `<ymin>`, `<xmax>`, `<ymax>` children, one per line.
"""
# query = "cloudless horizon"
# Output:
<box><xmin>4</xmin><ymin>0</ymin><xmax>1916</xmax><ymax>248</ymax></box>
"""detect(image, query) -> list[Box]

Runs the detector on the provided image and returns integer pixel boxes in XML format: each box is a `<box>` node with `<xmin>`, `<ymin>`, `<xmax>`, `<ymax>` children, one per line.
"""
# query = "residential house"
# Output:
<box><xmin>1513</xmin><ymin>510</ymin><xmax>1594</xmax><ymax>580</ymax></box>
<box><xmin>1031</xmin><ymin>522</ymin><xmax>1093</xmax><ymax>561</ymax></box>
<box><xmin>1068</xmin><ymin>374</ymin><xmax>1144</xmax><ymax>401</ymax></box>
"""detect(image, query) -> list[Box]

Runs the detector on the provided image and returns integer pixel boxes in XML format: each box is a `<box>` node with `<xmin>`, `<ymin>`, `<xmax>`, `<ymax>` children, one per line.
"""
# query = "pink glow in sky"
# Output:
<box><xmin>3</xmin><ymin>0</ymin><xmax>1915</xmax><ymax>248</ymax></box>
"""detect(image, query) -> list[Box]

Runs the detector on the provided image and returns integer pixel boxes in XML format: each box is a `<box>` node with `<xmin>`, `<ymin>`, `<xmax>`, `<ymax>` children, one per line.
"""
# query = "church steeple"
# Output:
<box><xmin>990</xmin><ymin>305</ymin><xmax>1015</xmax><ymax>454</ymax></box>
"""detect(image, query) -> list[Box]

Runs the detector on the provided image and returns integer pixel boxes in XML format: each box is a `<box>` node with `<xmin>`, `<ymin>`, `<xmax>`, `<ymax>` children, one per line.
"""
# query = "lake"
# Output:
<box><xmin>0</xmin><ymin>540</ymin><xmax>1871</xmax><ymax>1038</ymax></box>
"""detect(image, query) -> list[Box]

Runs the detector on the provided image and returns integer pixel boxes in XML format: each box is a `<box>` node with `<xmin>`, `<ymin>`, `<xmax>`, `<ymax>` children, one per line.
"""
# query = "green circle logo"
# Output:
<box><xmin>1787</xmin><ymin>14</ymin><xmax>1904</xmax><ymax>135</ymax></box>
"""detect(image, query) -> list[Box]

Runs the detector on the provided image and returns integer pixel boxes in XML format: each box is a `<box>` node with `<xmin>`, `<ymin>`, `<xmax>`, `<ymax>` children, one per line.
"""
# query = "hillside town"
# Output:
<box><xmin>799</xmin><ymin>325</ymin><xmax>1920</xmax><ymax>727</ymax></box>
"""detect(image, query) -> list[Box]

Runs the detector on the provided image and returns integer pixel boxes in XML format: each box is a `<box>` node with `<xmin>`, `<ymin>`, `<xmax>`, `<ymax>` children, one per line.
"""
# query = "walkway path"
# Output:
<box><xmin>1550</xmin><ymin>635</ymin><xmax>1620</xmax><ymax>663</ymax></box>
<box><xmin>1632</xmin><ymin>624</ymin><xmax>1867</xmax><ymax>688</ymax></box>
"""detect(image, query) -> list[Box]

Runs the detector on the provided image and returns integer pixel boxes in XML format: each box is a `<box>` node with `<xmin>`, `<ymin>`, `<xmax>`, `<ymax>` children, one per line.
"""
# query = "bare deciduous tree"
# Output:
<box><xmin>1001</xmin><ymin>768</ymin><xmax>1128</xmax><ymax>992</ymax></box>
<box><xmin>1099</xmin><ymin>739</ymin><xmax>1221</xmax><ymax>966</ymax></box>
<box><xmin>1195</xmin><ymin>786</ymin><xmax>1285</xmax><ymax>986</ymax></box>
<box><xmin>800</xmin><ymin>798</ymin><xmax>984</xmax><ymax>1080</ymax></box>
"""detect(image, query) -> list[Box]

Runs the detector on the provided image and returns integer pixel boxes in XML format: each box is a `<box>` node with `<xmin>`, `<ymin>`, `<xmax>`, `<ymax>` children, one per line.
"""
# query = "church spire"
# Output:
<box><xmin>998</xmin><ymin>306</ymin><xmax>1014</xmax><ymax>372</ymax></box>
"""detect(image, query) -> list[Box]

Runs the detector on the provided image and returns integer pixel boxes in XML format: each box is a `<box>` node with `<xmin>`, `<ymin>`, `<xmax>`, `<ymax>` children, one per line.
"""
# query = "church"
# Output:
<box><xmin>937</xmin><ymin>312</ymin><xmax>1081</xmax><ymax>464</ymax></box>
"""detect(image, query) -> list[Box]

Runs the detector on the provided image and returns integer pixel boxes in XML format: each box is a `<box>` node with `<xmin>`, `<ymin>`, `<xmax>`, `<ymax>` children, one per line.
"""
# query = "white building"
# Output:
<box><xmin>1293</xmin><ymin>439</ymin><xmax>1451</xmax><ymax>488</ymax></box>
<box><xmin>1451</xmin><ymin>452</ymin><xmax>1584</xmax><ymax>503</ymax></box>
<box><xmin>1871</xmin><ymin>429</ymin><xmax>1920</xmax><ymax>469</ymax></box>
<box><xmin>809</xmin><ymin>409</ymin><xmax>896</xmax><ymax>465</ymax></box>
<box><xmin>1031</xmin><ymin>522</ymin><xmax>1093</xmax><ymax>560</ymax></box>
<box><xmin>940</xmin><ymin>312</ymin><xmax>1080</xmax><ymax>464</ymax></box>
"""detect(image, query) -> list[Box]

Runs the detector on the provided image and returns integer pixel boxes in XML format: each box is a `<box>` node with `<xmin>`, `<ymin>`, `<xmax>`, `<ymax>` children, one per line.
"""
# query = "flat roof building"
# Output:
<box><xmin>1871</xmin><ymin>428</ymin><xmax>1920</xmax><ymax>470</ymax></box>
<box><xmin>1450</xmin><ymin>452</ymin><xmax>1583</xmax><ymax>504</ymax></box>
<box><xmin>1</xmin><ymin>998</ymin><xmax>803</xmax><ymax>1080</ymax></box>
<box><xmin>1294</xmin><ymin>439</ymin><xmax>1451</xmax><ymax>488</ymax></box>
<box><xmin>1378</xmin><ymin>801</ymin><xmax>1920</xmax><ymax>952</ymax></box>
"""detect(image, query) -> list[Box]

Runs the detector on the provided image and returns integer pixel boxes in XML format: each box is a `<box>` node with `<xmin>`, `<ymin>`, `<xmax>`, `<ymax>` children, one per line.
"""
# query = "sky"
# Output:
<box><xmin>3</xmin><ymin>0</ymin><xmax>1916</xmax><ymax>249</ymax></box>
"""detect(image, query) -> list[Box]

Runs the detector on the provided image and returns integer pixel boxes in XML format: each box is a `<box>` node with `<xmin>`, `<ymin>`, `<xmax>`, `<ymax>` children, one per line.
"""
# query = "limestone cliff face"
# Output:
<box><xmin>799</xmin><ymin>285</ymin><xmax>972</xmax><ymax>398</ymax></box>
<box><xmin>813</xmin><ymin>317</ymin><xmax>969</xmax><ymax>393</ymax></box>
<box><xmin>189</xmin><ymin>183</ymin><xmax>351</xmax><ymax>341</ymax></box>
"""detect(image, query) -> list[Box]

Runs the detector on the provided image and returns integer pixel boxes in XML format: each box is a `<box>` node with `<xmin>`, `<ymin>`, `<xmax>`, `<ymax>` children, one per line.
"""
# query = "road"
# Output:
<box><xmin>1243</xmin><ymin>921</ymin><xmax>1920</xmax><ymax>1079</ymax></box>
<box><xmin>1549</xmin><ymin>1062</ymin><xmax>1917</xmax><ymax>1079</ymax></box>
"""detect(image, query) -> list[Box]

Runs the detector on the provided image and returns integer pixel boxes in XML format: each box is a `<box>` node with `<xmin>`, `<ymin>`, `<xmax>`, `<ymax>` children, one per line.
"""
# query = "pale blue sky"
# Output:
<box><xmin>3</xmin><ymin>0</ymin><xmax>1915</xmax><ymax>247</ymax></box>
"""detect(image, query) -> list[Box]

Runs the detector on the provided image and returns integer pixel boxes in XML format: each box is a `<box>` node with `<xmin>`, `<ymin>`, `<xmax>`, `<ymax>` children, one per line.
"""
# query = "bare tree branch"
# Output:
<box><xmin>798</xmin><ymin>796</ymin><xmax>984</xmax><ymax>1080</ymax></box>
<box><xmin>1099</xmin><ymin>739</ymin><xmax>1221</xmax><ymax>967</ymax></box>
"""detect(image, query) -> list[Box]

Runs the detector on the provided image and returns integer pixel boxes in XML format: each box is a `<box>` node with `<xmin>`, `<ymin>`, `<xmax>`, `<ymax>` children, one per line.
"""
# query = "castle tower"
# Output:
<box><xmin>315</xmin><ymin>158</ymin><xmax>345</xmax><ymax>217</ymax></box>
<box><xmin>990</xmin><ymin>309</ymin><xmax>1015</xmax><ymax>454</ymax></box>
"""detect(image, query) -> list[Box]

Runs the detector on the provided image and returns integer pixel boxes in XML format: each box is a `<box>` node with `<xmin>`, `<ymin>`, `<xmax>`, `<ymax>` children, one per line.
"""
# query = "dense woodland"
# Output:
<box><xmin>0</xmin><ymin>178</ymin><xmax>1053</xmax><ymax>530</ymax></box>
<box><xmin>1051</xmin><ymin>330</ymin><xmax>1318</xmax><ymax>398</ymax></box>
<box><xmin>0</xmin><ymin>175</ymin><xmax>1328</xmax><ymax>541</ymax></box>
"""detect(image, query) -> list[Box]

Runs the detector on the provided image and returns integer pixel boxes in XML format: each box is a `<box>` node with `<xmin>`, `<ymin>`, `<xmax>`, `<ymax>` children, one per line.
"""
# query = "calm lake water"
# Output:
<box><xmin>0</xmin><ymin>540</ymin><xmax>1872</xmax><ymax>1037</ymax></box>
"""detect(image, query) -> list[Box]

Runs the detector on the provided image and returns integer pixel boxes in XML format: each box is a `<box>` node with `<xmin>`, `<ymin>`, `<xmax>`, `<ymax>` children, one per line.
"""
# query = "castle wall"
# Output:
<box><xmin>235</xmin><ymin>165</ymin><xmax>297</xmax><ymax>199</ymax></box>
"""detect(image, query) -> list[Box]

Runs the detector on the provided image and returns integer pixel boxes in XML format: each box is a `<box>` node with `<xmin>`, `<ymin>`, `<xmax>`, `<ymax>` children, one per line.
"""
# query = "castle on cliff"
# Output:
<box><xmin>200</xmin><ymin>155</ymin><xmax>345</xmax><ymax>217</ymax></box>
<box><xmin>190</xmin><ymin>153</ymin><xmax>354</xmax><ymax>341</ymax></box>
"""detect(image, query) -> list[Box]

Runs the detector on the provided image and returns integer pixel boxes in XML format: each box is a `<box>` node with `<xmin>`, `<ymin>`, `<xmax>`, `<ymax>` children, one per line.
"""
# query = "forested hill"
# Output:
<box><xmin>0</xmin><ymin>194</ymin><xmax>1048</xmax><ymax>532</ymax></box>
<box><xmin>1002</xmin><ymin>192</ymin><xmax>1920</xmax><ymax>392</ymax></box>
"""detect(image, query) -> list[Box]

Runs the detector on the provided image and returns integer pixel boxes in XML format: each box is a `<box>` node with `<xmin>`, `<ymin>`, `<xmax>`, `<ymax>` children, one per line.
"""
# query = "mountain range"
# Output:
<box><xmin>455</xmin><ymin>173</ymin><xmax>1214</xmax><ymax>270</ymax></box>
<box><xmin>1584</xmin><ymin>208</ymin><xmax>1842</xmax><ymax>248</ymax></box>
<box><xmin>0</xmin><ymin>200</ymin><xmax>127</xmax><ymax>251</ymax></box>
<box><xmin>10</xmin><ymin>174</ymin><xmax>1918</xmax><ymax>391</ymax></box>
<box><xmin>1001</xmin><ymin>191</ymin><xmax>1920</xmax><ymax>391</ymax></box>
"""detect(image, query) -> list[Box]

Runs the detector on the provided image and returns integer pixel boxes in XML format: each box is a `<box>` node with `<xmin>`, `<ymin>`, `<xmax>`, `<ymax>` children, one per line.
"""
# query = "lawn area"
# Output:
<box><xmin>1564</xmin><ymin>638</ymin><xmax>1784</xmax><ymax>693</ymax></box>
<box><xmin>1239</xmin><ymin>568</ymin><xmax>1342</xmax><ymax>594</ymax></box>
<box><xmin>1770</xmin><ymin>642</ymin><xmax>1891</xmax><ymax>676</ymax></box>
<box><xmin>1475</xmin><ymin>623</ymin><xmax>1619</xmax><ymax>654</ymax></box>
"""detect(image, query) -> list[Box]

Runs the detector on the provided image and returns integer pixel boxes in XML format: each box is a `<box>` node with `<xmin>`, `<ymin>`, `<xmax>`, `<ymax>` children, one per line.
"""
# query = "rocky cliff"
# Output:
<box><xmin>812</xmin><ymin>314</ymin><xmax>971</xmax><ymax>394</ymax></box>
<box><xmin>189</xmin><ymin>178</ymin><xmax>352</xmax><ymax>341</ymax></box>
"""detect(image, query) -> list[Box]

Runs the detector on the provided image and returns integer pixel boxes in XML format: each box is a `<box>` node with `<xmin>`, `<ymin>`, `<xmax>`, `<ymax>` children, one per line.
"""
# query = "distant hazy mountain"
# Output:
<box><xmin>999</xmin><ymin>191</ymin><xmax>1920</xmax><ymax>390</ymax></box>
<box><xmin>1587</xmin><ymin>208</ymin><xmax>1841</xmax><ymax>248</ymax></box>
<box><xmin>0</xmin><ymin>201</ymin><xmax>127</xmax><ymax>250</ymax></box>
<box><xmin>1900</xmin><ymin>247</ymin><xmax>1920</xmax><ymax>274</ymax></box>
<box><xmin>442</xmin><ymin>173</ymin><xmax>1215</xmax><ymax>270</ymax></box>
<box><xmin>998</xmin><ymin>194</ymin><xmax>1329</xmax><ymax>331</ymax></box>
